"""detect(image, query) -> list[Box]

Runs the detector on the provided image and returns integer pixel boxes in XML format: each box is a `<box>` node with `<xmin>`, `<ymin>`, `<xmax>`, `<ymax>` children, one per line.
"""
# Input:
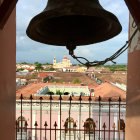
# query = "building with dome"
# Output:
<box><xmin>53</xmin><ymin>55</ymin><xmax>72</xmax><ymax>69</ymax></box>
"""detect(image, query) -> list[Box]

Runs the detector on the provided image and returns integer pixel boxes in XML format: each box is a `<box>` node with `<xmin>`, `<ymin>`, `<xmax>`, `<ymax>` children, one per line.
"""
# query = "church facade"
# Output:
<box><xmin>53</xmin><ymin>55</ymin><xmax>71</xmax><ymax>68</ymax></box>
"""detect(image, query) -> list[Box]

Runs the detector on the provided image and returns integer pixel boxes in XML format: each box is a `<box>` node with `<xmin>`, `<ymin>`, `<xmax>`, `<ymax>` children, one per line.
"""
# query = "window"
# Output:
<box><xmin>84</xmin><ymin>118</ymin><xmax>95</xmax><ymax>134</ymax></box>
<box><xmin>17</xmin><ymin>116</ymin><xmax>27</xmax><ymax>132</ymax></box>
<box><xmin>118</xmin><ymin>119</ymin><xmax>125</xmax><ymax>132</ymax></box>
<box><xmin>64</xmin><ymin>117</ymin><xmax>74</xmax><ymax>134</ymax></box>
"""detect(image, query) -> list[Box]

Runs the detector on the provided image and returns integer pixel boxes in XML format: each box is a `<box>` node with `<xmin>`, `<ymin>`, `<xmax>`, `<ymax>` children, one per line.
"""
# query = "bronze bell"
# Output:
<box><xmin>26</xmin><ymin>0</ymin><xmax>122</xmax><ymax>50</ymax></box>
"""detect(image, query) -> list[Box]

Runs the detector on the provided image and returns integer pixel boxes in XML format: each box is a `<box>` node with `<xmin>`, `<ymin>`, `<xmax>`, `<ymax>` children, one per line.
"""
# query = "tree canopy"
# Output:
<box><xmin>35</xmin><ymin>63</ymin><xmax>43</xmax><ymax>71</ymax></box>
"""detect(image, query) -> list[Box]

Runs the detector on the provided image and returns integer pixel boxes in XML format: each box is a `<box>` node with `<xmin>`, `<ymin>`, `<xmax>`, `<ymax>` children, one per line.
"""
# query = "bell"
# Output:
<box><xmin>26</xmin><ymin>0</ymin><xmax>122</xmax><ymax>49</ymax></box>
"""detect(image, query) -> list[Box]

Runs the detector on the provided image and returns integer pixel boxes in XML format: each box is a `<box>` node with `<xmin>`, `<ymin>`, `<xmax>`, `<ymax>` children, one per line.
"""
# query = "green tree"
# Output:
<box><xmin>32</xmin><ymin>74</ymin><xmax>37</xmax><ymax>78</ymax></box>
<box><xmin>72</xmin><ymin>78</ymin><xmax>82</xmax><ymax>84</ymax></box>
<box><xmin>56</xmin><ymin>90</ymin><xmax>64</xmax><ymax>95</ymax></box>
<box><xmin>52</xmin><ymin>80</ymin><xmax>64</xmax><ymax>83</ymax></box>
<box><xmin>34</xmin><ymin>62</ymin><xmax>40</xmax><ymax>65</ymax></box>
<box><xmin>43</xmin><ymin>62</ymin><xmax>50</xmax><ymax>65</ymax></box>
<box><xmin>35</xmin><ymin>63</ymin><xmax>43</xmax><ymax>71</ymax></box>
<box><xmin>49</xmin><ymin>68</ymin><xmax>55</xmax><ymax>71</ymax></box>
<box><xmin>21</xmin><ymin>62</ymin><xmax>28</xmax><ymax>64</ymax></box>
<box><xmin>17</xmin><ymin>68</ymin><xmax>24</xmax><ymax>71</ymax></box>
<box><xmin>43</xmin><ymin>77</ymin><xmax>49</xmax><ymax>82</ymax></box>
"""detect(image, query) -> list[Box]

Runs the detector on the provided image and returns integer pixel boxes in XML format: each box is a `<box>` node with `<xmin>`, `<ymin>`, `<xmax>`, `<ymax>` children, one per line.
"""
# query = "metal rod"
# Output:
<box><xmin>44</xmin><ymin>121</ymin><xmax>48</xmax><ymax>140</ymax></box>
<box><xmin>118</xmin><ymin>97</ymin><xmax>121</xmax><ymax>140</ymax></box>
<box><xmin>35</xmin><ymin>121</ymin><xmax>38</xmax><ymax>140</ymax></box>
<box><xmin>79</xmin><ymin>95</ymin><xmax>82</xmax><ymax>140</ymax></box>
<box><xmin>89</xmin><ymin>96</ymin><xmax>91</xmax><ymax>140</ymax></box>
<box><xmin>40</xmin><ymin>97</ymin><xmax>43</xmax><ymax>140</ymax></box>
<box><xmin>30</xmin><ymin>95</ymin><xmax>33</xmax><ymax>140</ymax></box>
<box><xmin>103</xmin><ymin>123</ymin><xmax>106</xmax><ymax>140</ymax></box>
<box><xmin>25</xmin><ymin>121</ymin><xmax>28</xmax><ymax>140</ymax></box>
<box><xmin>94</xmin><ymin>122</ymin><xmax>96</xmax><ymax>140</ymax></box>
<box><xmin>59</xmin><ymin>95</ymin><xmax>62</xmax><ymax>140</ymax></box>
<box><xmin>69</xmin><ymin>96</ymin><xmax>72</xmax><ymax>140</ymax></box>
<box><xmin>99</xmin><ymin>96</ymin><xmax>101</xmax><ymax>140</ymax></box>
<box><xmin>74</xmin><ymin>123</ymin><xmax>77</xmax><ymax>140</ymax></box>
<box><xmin>109</xmin><ymin>98</ymin><xmax>111</xmax><ymax>140</ymax></box>
<box><xmin>54</xmin><ymin>122</ymin><xmax>57</xmax><ymax>140</ymax></box>
<box><xmin>50</xmin><ymin>95</ymin><xmax>52</xmax><ymax>140</ymax></box>
<box><xmin>45</xmin><ymin>124</ymin><xmax>47</xmax><ymax>140</ymax></box>
<box><xmin>20</xmin><ymin>94</ymin><xmax>23</xmax><ymax>140</ymax></box>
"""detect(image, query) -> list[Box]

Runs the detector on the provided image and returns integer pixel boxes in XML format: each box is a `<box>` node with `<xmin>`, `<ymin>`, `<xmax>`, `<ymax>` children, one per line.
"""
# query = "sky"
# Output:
<box><xmin>16</xmin><ymin>0</ymin><xmax>129</xmax><ymax>64</ymax></box>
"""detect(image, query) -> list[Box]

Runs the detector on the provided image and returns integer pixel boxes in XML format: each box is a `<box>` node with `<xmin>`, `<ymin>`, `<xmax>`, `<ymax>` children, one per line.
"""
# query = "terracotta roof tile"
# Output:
<box><xmin>16</xmin><ymin>83</ymin><xmax>83</xmax><ymax>96</ymax></box>
<box><xmin>16</xmin><ymin>83</ymin><xmax>126</xmax><ymax>101</ymax></box>
<box><xmin>94</xmin><ymin>82</ymin><xmax>126</xmax><ymax>98</ymax></box>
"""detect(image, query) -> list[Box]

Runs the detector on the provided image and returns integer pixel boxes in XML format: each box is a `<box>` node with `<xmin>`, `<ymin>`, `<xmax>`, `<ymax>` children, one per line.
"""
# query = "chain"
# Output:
<box><xmin>69</xmin><ymin>23</ymin><xmax>140</xmax><ymax>68</ymax></box>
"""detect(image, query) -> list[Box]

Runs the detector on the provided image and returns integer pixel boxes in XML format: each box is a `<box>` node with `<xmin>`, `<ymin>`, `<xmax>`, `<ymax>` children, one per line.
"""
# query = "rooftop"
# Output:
<box><xmin>16</xmin><ymin>82</ymin><xmax>126</xmax><ymax>100</ymax></box>
<box><xmin>94</xmin><ymin>71</ymin><xmax>127</xmax><ymax>85</ymax></box>
<box><xmin>94</xmin><ymin>82</ymin><xmax>126</xmax><ymax>98</ymax></box>
<box><xmin>16</xmin><ymin>83</ymin><xmax>85</xmax><ymax>97</ymax></box>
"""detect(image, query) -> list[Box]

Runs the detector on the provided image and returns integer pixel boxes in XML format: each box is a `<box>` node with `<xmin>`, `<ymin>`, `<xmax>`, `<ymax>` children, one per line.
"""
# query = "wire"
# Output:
<box><xmin>70</xmin><ymin>23</ymin><xmax>140</xmax><ymax>68</ymax></box>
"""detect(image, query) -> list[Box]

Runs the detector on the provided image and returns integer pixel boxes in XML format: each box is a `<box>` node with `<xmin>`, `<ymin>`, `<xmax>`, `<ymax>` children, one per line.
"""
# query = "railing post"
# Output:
<box><xmin>20</xmin><ymin>94</ymin><xmax>23</xmax><ymax>140</ymax></box>
<box><xmin>103</xmin><ymin>123</ymin><xmax>106</xmax><ymax>140</ymax></box>
<box><xmin>44</xmin><ymin>121</ymin><xmax>48</xmax><ymax>140</ymax></box>
<box><xmin>74</xmin><ymin>122</ymin><xmax>77</xmax><ymax>140</ymax></box>
<box><xmin>30</xmin><ymin>95</ymin><xmax>33</xmax><ymax>140</ymax></box>
<box><xmin>69</xmin><ymin>96</ymin><xmax>72</xmax><ymax>140</ymax></box>
<box><xmin>118</xmin><ymin>97</ymin><xmax>121</xmax><ymax>140</ymax></box>
<box><xmin>79</xmin><ymin>95</ymin><xmax>82</xmax><ymax>140</ymax></box>
<box><xmin>50</xmin><ymin>95</ymin><xmax>53</xmax><ymax>140</ymax></box>
<box><xmin>98</xmin><ymin>96</ymin><xmax>101</xmax><ymax>140</ymax></box>
<box><xmin>34</xmin><ymin>121</ymin><xmax>38</xmax><ymax>140</ymax></box>
<box><xmin>108</xmin><ymin>98</ymin><xmax>112</xmax><ymax>140</ymax></box>
<box><xmin>59</xmin><ymin>95</ymin><xmax>62</xmax><ymax>140</ymax></box>
<box><xmin>25</xmin><ymin>121</ymin><xmax>28</xmax><ymax>140</ymax></box>
<box><xmin>39</xmin><ymin>97</ymin><xmax>43</xmax><ymax>140</ymax></box>
<box><xmin>54</xmin><ymin>121</ymin><xmax>58</xmax><ymax>140</ymax></box>
<box><xmin>88</xmin><ymin>96</ymin><xmax>92</xmax><ymax>140</ymax></box>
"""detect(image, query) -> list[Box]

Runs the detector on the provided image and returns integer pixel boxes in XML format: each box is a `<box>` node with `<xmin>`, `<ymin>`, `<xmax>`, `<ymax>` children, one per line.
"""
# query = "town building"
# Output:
<box><xmin>53</xmin><ymin>56</ymin><xmax>72</xmax><ymax>69</ymax></box>
<box><xmin>16</xmin><ymin>64</ymin><xmax>36</xmax><ymax>70</ymax></box>
<box><xmin>16</xmin><ymin>83</ymin><xmax>95</xmax><ymax>96</ymax></box>
<box><xmin>62</xmin><ymin>66</ymin><xmax>87</xmax><ymax>73</ymax></box>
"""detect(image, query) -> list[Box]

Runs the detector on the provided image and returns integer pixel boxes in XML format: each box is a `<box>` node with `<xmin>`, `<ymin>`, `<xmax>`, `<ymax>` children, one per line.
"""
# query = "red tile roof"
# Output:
<box><xmin>94</xmin><ymin>82</ymin><xmax>126</xmax><ymax>98</ymax></box>
<box><xmin>16</xmin><ymin>83</ymin><xmax>82</xmax><ymax>96</ymax></box>
<box><xmin>39</xmin><ymin>73</ymin><xmax>53</xmax><ymax>78</ymax></box>
<box><xmin>16</xmin><ymin>82</ymin><xmax>126</xmax><ymax>100</ymax></box>
<box><xmin>26</xmin><ymin>69</ymin><xmax>33</xmax><ymax>71</ymax></box>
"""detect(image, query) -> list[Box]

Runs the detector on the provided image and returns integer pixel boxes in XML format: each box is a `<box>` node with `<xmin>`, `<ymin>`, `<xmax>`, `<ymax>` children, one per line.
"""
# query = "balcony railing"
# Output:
<box><xmin>16</xmin><ymin>94</ymin><xmax>126</xmax><ymax>140</ymax></box>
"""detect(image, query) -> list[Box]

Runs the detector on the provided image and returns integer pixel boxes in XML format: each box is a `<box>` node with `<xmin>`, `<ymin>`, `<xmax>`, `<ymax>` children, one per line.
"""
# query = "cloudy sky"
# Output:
<box><xmin>16</xmin><ymin>0</ymin><xmax>129</xmax><ymax>64</ymax></box>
